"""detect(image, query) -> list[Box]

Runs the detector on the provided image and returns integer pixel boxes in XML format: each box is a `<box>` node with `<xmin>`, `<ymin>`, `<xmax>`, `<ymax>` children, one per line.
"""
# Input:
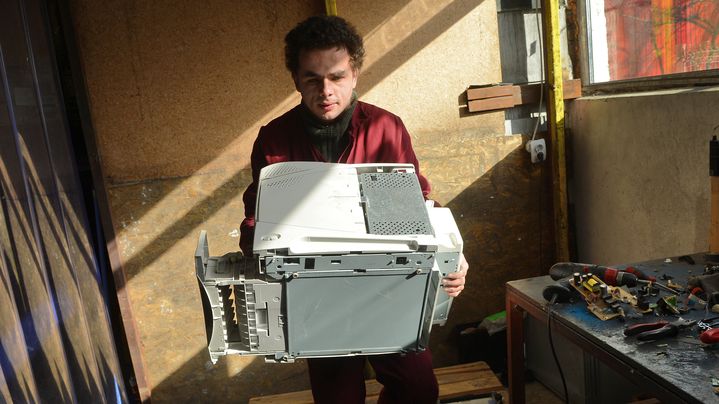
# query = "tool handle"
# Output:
<box><xmin>624</xmin><ymin>320</ymin><xmax>669</xmax><ymax>337</ymax></box>
<box><xmin>542</xmin><ymin>280</ymin><xmax>573</xmax><ymax>303</ymax></box>
<box><xmin>637</xmin><ymin>324</ymin><xmax>678</xmax><ymax>341</ymax></box>
<box><xmin>549</xmin><ymin>263</ymin><xmax>593</xmax><ymax>280</ymax></box>
<box><xmin>700</xmin><ymin>328</ymin><xmax>719</xmax><ymax>344</ymax></box>
<box><xmin>624</xmin><ymin>266</ymin><xmax>656</xmax><ymax>282</ymax></box>
<box><xmin>600</xmin><ymin>267</ymin><xmax>639</xmax><ymax>287</ymax></box>
<box><xmin>549</xmin><ymin>264</ymin><xmax>576</xmax><ymax>280</ymax></box>
<box><xmin>549</xmin><ymin>262</ymin><xmax>612</xmax><ymax>281</ymax></box>
<box><xmin>614</xmin><ymin>271</ymin><xmax>638</xmax><ymax>287</ymax></box>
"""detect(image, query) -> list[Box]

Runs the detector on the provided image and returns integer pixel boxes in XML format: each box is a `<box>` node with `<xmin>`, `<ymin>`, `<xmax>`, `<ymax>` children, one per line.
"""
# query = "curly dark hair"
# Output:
<box><xmin>284</xmin><ymin>15</ymin><xmax>365</xmax><ymax>74</ymax></box>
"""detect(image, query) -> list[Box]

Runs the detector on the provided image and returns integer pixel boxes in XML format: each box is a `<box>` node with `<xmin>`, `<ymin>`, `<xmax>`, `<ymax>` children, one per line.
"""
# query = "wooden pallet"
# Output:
<box><xmin>249</xmin><ymin>361</ymin><xmax>504</xmax><ymax>403</ymax></box>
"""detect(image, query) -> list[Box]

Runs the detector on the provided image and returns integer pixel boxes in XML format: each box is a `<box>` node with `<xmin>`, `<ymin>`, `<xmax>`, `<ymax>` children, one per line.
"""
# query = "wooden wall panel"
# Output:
<box><xmin>568</xmin><ymin>88</ymin><xmax>719</xmax><ymax>265</ymax></box>
<box><xmin>415</xmin><ymin>132</ymin><xmax>554</xmax><ymax>366</ymax></box>
<box><xmin>71</xmin><ymin>0</ymin><xmax>323</xmax><ymax>183</ymax></box>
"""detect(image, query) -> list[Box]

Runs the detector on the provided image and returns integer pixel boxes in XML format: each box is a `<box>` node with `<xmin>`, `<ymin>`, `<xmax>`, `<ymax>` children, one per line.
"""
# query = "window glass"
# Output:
<box><xmin>587</xmin><ymin>0</ymin><xmax>719</xmax><ymax>83</ymax></box>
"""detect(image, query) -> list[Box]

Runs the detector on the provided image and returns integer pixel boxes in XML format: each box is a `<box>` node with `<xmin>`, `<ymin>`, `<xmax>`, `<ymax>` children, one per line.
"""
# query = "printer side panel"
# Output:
<box><xmin>284</xmin><ymin>271</ymin><xmax>431</xmax><ymax>357</ymax></box>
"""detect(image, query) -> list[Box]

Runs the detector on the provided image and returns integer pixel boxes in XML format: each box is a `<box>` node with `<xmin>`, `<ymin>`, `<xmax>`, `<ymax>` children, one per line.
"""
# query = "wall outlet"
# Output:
<box><xmin>525</xmin><ymin>138</ymin><xmax>546</xmax><ymax>163</ymax></box>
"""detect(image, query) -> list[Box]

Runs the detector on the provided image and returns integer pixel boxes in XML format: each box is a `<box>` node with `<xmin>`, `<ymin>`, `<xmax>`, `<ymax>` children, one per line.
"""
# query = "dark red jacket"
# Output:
<box><xmin>240</xmin><ymin>101</ymin><xmax>431</xmax><ymax>255</ymax></box>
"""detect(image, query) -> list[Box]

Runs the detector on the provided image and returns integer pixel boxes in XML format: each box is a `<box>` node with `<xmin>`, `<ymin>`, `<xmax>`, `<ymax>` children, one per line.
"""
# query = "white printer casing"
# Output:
<box><xmin>196</xmin><ymin>162</ymin><xmax>463</xmax><ymax>363</ymax></box>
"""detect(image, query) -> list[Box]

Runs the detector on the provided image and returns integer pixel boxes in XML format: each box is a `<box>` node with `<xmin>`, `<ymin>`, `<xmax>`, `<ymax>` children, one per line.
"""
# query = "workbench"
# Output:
<box><xmin>506</xmin><ymin>254</ymin><xmax>719</xmax><ymax>404</ymax></box>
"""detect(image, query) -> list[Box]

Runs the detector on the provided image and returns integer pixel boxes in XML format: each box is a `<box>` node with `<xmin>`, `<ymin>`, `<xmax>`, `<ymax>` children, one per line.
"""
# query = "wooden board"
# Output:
<box><xmin>466</xmin><ymin>85</ymin><xmax>516</xmax><ymax>100</ymax></box>
<box><xmin>248</xmin><ymin>361</ymin><xmax>504</xmax><ymax>403</ymax></box>
<box><xmin>467</xmin><ymin>79</ymin><xmax>582</xmax><ymax>112</ymax></box>
<box><xmin>468</xmin><ymin>94</ymin><xmax>517</xmax><ymax>112</ymax></box>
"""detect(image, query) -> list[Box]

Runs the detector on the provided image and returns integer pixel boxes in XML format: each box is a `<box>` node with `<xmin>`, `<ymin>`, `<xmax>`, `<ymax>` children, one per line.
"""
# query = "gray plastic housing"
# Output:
<box><xmin>195</xmin><ymin>162</ymin><xmax>462</xmax><ymax>363</ymax></box>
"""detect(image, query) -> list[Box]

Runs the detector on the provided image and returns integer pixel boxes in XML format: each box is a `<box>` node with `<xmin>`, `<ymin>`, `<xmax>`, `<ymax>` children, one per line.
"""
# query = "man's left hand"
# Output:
<box><xmin>442</xmin><ymin>253</ymin><xmax>468</xmax><ymax>297</ymax></box>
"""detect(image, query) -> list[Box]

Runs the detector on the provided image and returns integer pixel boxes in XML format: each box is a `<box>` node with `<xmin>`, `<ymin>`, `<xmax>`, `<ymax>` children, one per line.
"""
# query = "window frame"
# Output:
<box><xmin>576</xmin><ymin>0</ymin><xmax>719</xmax><ymax>94</ymax></box>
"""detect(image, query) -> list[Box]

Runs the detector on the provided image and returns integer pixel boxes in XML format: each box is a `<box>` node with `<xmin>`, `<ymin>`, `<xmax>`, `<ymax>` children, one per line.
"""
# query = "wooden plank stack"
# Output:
<box><xmin>467</xmin><ymin>79</ymin><xmax>582</xmax><ymax>113</ymax></box>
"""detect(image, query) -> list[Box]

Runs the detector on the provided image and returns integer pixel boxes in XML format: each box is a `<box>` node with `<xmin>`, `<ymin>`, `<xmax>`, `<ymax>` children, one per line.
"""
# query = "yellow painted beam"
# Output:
<box><xmin>542</xmin><ymin>0</ymin><xmax>570</xmax><ymax>261</ymax></box>
<box><xmin>325</xmin><ymin>0</ymin><xmax>337</xmax><ymax>16</ymax></box>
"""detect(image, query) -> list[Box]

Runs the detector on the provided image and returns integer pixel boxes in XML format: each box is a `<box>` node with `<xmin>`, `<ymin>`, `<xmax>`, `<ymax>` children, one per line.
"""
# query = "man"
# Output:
<box><xmin>240</xmin><ymin>15</ymin><xmax>468</xmax><ymax>403</ymax></box>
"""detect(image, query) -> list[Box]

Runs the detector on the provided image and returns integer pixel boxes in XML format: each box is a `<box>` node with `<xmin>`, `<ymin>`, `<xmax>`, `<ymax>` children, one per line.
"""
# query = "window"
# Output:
<box><xmin>586</xmin><ymin>0</ymin><xmax>719</xmax><ymax>84</ymax></box>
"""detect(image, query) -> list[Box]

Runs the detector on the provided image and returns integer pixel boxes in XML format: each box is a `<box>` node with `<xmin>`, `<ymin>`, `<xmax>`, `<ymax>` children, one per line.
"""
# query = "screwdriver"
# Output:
<box><xmin>549</xmin><ymin>263</ymin><xmax>677</xmax><ymax>294</ymax></box>
<box><xmin>549</xmin><ymin>262</ymin><xmax>656</xmax><ymax>281</ymax></box>
<box><xmin>623</xmin><ymin>266</ymin><xmax>656</xmax><ymax>282</ymax></box>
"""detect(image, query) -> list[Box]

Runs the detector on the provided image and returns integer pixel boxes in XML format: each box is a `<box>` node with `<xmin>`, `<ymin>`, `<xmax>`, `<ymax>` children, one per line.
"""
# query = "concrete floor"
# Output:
<box><xmin>453</xmin><ymin>381</ymin><xmax>563</xmax><ymax>404</ymax></box>
<box><xmin>522</xmin><ymin>381</ymin><xmax>564</xmax><ymax>404</ymax></box>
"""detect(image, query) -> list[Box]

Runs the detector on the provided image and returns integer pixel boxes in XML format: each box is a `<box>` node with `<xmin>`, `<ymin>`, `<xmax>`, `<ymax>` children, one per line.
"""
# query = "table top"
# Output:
<box><xmin>507</xmin><ymin>253</ymin><xmax>719</xmax><ymax>403</ymax></box>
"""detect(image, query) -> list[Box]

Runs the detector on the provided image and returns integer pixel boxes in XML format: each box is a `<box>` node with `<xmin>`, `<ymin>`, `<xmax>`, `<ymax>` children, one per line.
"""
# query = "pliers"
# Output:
<box><xmin>697</xmin><ymin>317</ymin><xmax>719</xmax><ymax>344</ymax></box>
<box><xmin>623</xmin><ymin>319</ymin><xmax>696</xmax><ymax>341</ymax></box>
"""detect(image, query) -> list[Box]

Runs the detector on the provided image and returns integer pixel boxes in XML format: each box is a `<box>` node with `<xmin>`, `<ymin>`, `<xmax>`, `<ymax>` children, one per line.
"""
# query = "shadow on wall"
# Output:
<box><xmin>152</xmin><ymin>350</ymin><xmax>310</xmax><ymax>403</ymax></box>
<box><xmin>86</xmin><ymin>0</ymin><xmax>488</xmax><ymax>185</ymax></box>
<box><xmin>355</xmin><ymin>0</ymin><xmax>487</xmax><ymax>96</ymax></box>
<box><xmin>109</xmin><ymin>168</ymin><xmax>253</xmax><ymax>281</ymax></box>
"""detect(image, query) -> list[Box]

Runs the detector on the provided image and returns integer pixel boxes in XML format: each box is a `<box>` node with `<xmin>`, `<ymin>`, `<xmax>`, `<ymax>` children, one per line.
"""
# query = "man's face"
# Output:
<box><xmin>293</xmin><ymin>47</ymin><xmax>358</xmax><ymax>122</ymax></box>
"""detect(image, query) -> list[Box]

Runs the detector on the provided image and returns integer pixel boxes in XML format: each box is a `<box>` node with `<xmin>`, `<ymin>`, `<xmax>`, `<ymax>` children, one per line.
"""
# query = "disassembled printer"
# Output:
<box><xmin>196</xmin><ymin>162</ymin><xmax>463</xmax><ymax>363</ymax></box>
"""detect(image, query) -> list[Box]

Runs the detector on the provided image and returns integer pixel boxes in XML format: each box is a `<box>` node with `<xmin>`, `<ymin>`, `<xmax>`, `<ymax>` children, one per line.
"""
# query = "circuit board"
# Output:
<box><xmin>569</xmin><ymin>274</ymin><xmax>651</xmax><ymax>320</ymax></box>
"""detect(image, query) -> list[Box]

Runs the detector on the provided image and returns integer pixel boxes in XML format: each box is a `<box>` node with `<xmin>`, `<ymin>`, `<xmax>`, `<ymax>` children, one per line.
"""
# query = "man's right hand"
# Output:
<box><xmin>442</xmin><ymin>253</ymin><xmax>468</xmax><ymax>297</ymax></box>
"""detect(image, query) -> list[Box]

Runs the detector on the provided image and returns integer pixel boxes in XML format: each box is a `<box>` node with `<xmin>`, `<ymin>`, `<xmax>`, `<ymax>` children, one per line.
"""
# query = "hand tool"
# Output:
<box><xmin>697</xmin><ymin>316</ymin><xmax>719</xmax><ymax>331</ymax></box>
<box><xmin>623</xmin><ymin>319</ymin><xmax>696</xmax><ymax>341</ymax></box>
<box><xmin>542</xmin><ymin>278</ymin><xmax>574</xmax><ymax>304</ymax></box>
<box><xmin>700</xmin><ymin>328</ymin><xmax>719</xmax><ymax>344</ymax></box>
<box><xmin>549</xmin><ymin>262</ymin><xmax>656</xmax><ymax>282</ymax></box>
<box><xmin>623</xmin><ymin>266</ymin><xmax>657</xmax><ymax>282</ymax></box>
<box><xmin>697</xmin><ymin>317</ymin><xmax>719</xmax><ymax>344</ymax></box>
<box><xmin>549</xmin><ymin>263</ymin><xmax>677</xmax><ymax>294</ymax></box>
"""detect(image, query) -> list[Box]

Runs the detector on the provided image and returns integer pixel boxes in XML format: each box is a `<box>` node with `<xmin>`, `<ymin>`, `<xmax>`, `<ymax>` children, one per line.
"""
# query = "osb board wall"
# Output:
<box><xmin>72</xmin><ymin>0</ymin><xmax>506</xmax><ymax>184</ymax></box>
<box><xmin>71</xmin><ymin>0</ymin><xmax>323</xmax><ymax>182</ymax></box>
<box><xmin>70</xmin><ymin>0</ymin><xmax>551</xmax><ymax>401</ymax></box>
<box><xmin>415</xmin><ymin>133</ymin><xmax>554</xmax><ymax>367</ymax></box>
<box><xmin>567</xmin><ymin>87</ymin><xmax>719</xmax><ymax>265</ymax></box>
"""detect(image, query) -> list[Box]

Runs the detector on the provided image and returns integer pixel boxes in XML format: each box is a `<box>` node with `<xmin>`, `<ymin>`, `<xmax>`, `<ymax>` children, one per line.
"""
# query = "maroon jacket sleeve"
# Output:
<box><xmin>395</xmin><ymin>117</ymin><xmax>431</xmax><ymax>200</ymax></box>
<box><xmin>239</xmin><ymin>131</ymin><xmax>268</xmax><ymax>256</ymax></box>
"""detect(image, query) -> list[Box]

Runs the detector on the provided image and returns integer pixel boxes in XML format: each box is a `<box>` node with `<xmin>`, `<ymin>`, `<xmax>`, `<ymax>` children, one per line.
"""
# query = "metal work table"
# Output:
<box><xmin>506</xmin><ymin>254</ymin><xmax>719</xmax><ymax>404</ymax></box>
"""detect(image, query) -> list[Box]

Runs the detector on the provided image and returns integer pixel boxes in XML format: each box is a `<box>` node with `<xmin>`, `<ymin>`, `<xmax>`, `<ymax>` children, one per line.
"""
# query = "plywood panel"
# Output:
<box><xmin>414</xmin><ymin>132</ymin><xmax>554</xmax><ymax>366</ymax></box>
<box><xmin>71</xmin><ymin>0</ymin><xmax>322</xmax><ymax>183</ymax></box>
<box><xmin>568</xmin><ymin>87</ymin><xmax>719</xmax><ymax>265</ymax></box>
<box><xmin>348</xmin><ymin>0</ymin><xmax>505</xmax><ymax>137</ymax></box>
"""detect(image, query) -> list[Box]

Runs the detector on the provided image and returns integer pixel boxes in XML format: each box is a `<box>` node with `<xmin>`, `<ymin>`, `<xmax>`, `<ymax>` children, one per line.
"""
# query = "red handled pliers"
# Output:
<box><xmin>624</xmin><ymin>319</ymin><xmax>696</xmax><ymax>341</ymax></box>
<box><xmin>697</xmin><ymin>317</ymin><xmax>719</xmax><ymax>344</ymax></box>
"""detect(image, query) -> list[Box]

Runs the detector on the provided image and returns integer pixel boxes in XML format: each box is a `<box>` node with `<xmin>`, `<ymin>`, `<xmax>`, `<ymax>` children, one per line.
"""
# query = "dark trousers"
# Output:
<box><xmin>307</xmin><ymin>349</ymin><xmax>439</xmax><ymax>404</ymax></box>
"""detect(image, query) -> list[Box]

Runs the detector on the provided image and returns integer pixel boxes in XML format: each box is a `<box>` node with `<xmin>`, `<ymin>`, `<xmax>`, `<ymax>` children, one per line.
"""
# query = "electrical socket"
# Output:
<box><xmin>525</xmin><ymin>139</ymin><xmax>546</xmax><ymax>163</ymax></box>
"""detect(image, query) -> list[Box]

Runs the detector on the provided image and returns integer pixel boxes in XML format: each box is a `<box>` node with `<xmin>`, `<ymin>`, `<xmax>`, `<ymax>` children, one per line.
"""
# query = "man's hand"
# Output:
<box><xmin>442</xmin><ymin>253</ymin><xmax>468</xmax><ymax>297</ymax></box>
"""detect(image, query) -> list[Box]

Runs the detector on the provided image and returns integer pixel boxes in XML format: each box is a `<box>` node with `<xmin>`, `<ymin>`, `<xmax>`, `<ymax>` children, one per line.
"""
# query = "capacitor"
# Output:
<box><xmin>599</xmin><ymin>283</ymin><xmax>608</xmax><ymax>297</ymax></box>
